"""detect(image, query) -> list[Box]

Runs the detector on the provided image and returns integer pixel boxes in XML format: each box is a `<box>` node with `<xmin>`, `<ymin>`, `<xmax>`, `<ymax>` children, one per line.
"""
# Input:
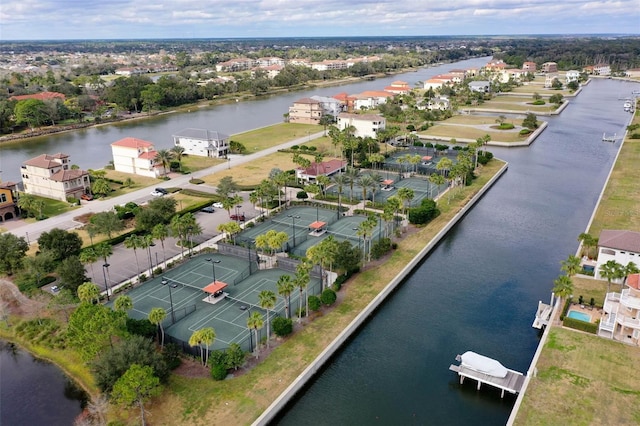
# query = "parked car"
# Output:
<box><xmin>201</xmin><ymin>205</ymin><xmax>215</xmax><ymax>213</ymax></box>
<box><xmin>151</xmin><ymin>187</ymin><xmax>168</xmax><ymax>197</ymax></box>
<box><xmin>212</xmin><ymin>202</ymin><xmax>224</xmax><ymax>208</ymax></box>
<box><xmin>230</xmin><ymin>213</ymin><xmax>246</xmax><ymax>221</ymax></box>
<box><xmin>81</xmin><ymin>193</ymin><xmax>93</xmax><ymax>201</ymax></box>
<box><xmin>51</xmin><ymin>285</ymin><xmax>60</xmax><ymax>293</ymax></box>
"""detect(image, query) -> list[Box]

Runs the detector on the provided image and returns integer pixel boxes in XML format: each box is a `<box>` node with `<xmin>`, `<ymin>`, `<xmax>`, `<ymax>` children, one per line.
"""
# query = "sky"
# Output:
<box><xmin>1</xmin><ymin>0</ymin><xmax>639</xmax><ymax>40</ymax></box>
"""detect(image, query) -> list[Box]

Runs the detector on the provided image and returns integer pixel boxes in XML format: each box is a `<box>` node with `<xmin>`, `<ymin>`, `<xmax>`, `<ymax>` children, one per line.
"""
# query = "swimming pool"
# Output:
<box><xmin>567</xmin><ymin>310</ymin><xmax>591</xmax><ymax>323</ymax></box>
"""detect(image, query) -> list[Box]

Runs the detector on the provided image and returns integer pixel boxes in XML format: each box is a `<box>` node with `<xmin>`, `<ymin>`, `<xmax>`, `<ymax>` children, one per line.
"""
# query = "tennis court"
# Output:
<box><xmin>375</xmin><ymin>176</ymin><xmax>447</xmax><ymax>205</ymax></box>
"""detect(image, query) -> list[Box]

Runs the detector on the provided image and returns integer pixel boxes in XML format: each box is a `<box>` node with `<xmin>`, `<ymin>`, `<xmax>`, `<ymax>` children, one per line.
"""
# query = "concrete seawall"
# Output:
<box><xmin>253</xmin><ymin>161</ymin><xmax>510</xmax><ymax>425</ymax></box>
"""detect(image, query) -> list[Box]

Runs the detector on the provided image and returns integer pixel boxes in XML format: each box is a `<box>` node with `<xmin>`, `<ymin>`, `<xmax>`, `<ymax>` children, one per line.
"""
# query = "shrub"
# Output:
<box><xmin>126</xmin><ymin>318</ymin><xmax>156</xmax><ymax>339</ymax></box>
<box><xmin>531</xmin><ymin>99</ymin><xmax>546</xmax><ymax>105</ymax></box>
<box><xmin>296</xmin><ymin>190</ymin><xmax>309</xmax><ymax>200</ymax></box>
<box><xmin>321</xmin><ymin>288</ymin><xmax>337</xmax><ymax>306</ymax></box>
<box><xmin>272</xmin><ymin>317</ymin><xmax>293</xmax><ymax>337</ymax></box>
<box><xmin>163</xmin><ymin>343</ymin><xmax>182</xmax><ymax>370</ymax></box>
<box><xmin>519</xmin><ymin>129</ymin><xmax>532</xmax><ymax>136</ymax></box>
<box><xmin>308</xmin><ymin>295</ymin><xmax>321</xmax><ymax>312</ymax></box>
<box><xmin>211</xmin><ymin>363</ymin><xmax>228</xmax><ymax>380</ymax></box>
<box><xmin>498</xmin><ymin>123</ymin><xmax>514</xmax><ymax>130</ymax></box>
<box><xmin>562</xmin><ymin>317</ymin><xmax>598</xmax><ymax>334</ymax></box>
<box><xmin>291</xmin><ymin>145</ymin><xmax>299</xmax><ymax>150</ymax></box>
<box><xmin>408</xmin><ymin>199</ymin><xmax>440</xmax><ymax>225</ymax></box>
<box><xmin>189</xmin><ymin>178</ymin><xmax>205</xmax><ymax>184</ymax></box>
<box><xmin>371</xmin><ymin>237</ymin><xmax>392</xmax><ymax>260</ymax></box>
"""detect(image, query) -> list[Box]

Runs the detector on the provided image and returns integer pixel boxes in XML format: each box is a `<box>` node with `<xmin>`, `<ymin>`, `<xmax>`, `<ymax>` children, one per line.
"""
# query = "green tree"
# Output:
<box><xmin>90</xmin><ymin>211</ymin><xmax>124</xmax><ymax>239</ymax></box>
<box><xmin>14</xmin><ymin>99</ymin><xmax>49</xmax><ymax>130</ymax></box>
<box><xmin>258</xmin><ymin>290</ymin><xmax>277</xmax><ymax>348</ymax></box>
<box><xmin>199</xmin><ymin>327</ymin><xmax>216</xmax><ymax>367</ymax></box>
<box><xmin>522</xmin><ymin>112</ymin><xmax>538</xmax><ymax>129</ymax></box>
<box><xmin>560</xmin><ymin>255</ymin><xmax>582</xmax><ymax>278</ymax></box>
<box><xmin>332</xmin><ymin>173</ymin><xmax>349</xmax><ymax>213</ymax></box>
<box><xmin>152</xmin><ymin>224</ymin><xmax>169</xmax><ymax>269</ymax></box>
<box><xmin>114</xmin><ymin>295</ymin><xmax>134</xmax><ymax>313</ymax></box>
<box><xmin>247</xmin><ymin>311</ymin><xmax>264</xmax><ymax>358</ymax></box>
<box><xmin>397</xmin><ymin>187</ymin><xmax>415</xmax><ymax>215</ymax></box>
<box><xmin>0</xmin><ymin>233</ymin><xmax>29</xmax><ymax>275</ymax></box>
<box><xmin>56</xmin><ymin>256</ymin><xmax>87</xmax><ymax>294</ymax></box>
<box><xmin>578</xmin><ymin>232</ymin><xmax>598</xmax><ymax>259</ymax></box>
<box><xmin>136</xmin><ymin>197</ymin><xmax>177</xmax><ymax>231</ymax></box>
<box><xmin>124</xmin><ymin>234</ymin><xmax>143</xmax><ymax>276</ymax></box>
<box><xmin>170</xmin><ymin>145</ymin><xmax>185</xmax><ymax>172</ymax></box>
<box><xmin>77</xmin><ymin>281</ymin><xmax>100</xmax><ymax>304</ymax></box>
<box><xmin>148</xmin><ymin>307</ymin><xmax>167</xmax><ymax>348</ymax></box>
<box><xmin>623</xmin><ymin>262</ymin><xmax>640</xmax><ymax>287</ymax></box>
<box><xmin>216</xmin><ymin>176</ymin><xmax>238</xmax><ymax>199</ymax></box>
<box><xmin>276</xmin><ymin>274</ymin><xmax>295</xmax><ymax>319</ymax></box>
<box><xmin>37</xmin><ymin>228</ymin><xmax>82</xmax><ymax>262</ymax></box>
<box><xmin>67</xmin><ymin>303</ymin><xmax>123</xmax><ymax>360</ymax></box>
<box><xmin>294</xmin><ymin>261</ymin><xmax>311</xmax><ymax>322</ymax></box>
<box><xmin>217</xmin><ymin>221</ymin><xmax>242</xmax><ymax>244</ymax></box>
<box><xmin>154</xmin><ymin>149</ymin><xmax>174</xmax><ymax>177</ymax></box>
<box><xmin>111</xmin><ymin>364</ymin><xmax>161</xmax><ymax>426</ymax></box>
<box><xmin>552</xmin><ymin>275</ymin><xmax>573</xmax><ymax>299</ymax></box>
<box><xmin>600</xmin><ymin>260</ymin><xmax>625</xmax><ymax>293</ymax></box>
<box><xmin>91</xmin><ymin>178</ymin><xmax>112</xmax><ymax>198</ymax></box>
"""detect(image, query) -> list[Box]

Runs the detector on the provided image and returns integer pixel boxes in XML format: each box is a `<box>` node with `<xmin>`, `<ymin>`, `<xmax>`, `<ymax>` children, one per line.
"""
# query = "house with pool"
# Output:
<box><xmin>594</xmin><ymin>230</ymin><xmax>640</xmax><ymax>279</ymax></box>
<box><xmin>599</xmin><ymin>273</ymin><xmax>640</xmax><ymax>345</ymax></box>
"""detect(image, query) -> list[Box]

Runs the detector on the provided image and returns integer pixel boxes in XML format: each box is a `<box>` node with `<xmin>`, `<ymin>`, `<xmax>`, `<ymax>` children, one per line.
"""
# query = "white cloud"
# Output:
<box><xmin>0</xmin><ymin>0</ymin><xmax>638</xmax><ymax>39</ymax></box>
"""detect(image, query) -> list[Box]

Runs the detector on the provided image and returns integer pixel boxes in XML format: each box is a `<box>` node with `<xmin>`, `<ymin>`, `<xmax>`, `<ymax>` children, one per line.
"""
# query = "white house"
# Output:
<box><xmin>310</xmin><ymin>95</ymin><xmax>343</xmax><ymax>117</ymax></box>
<box><xmin>172</xmin><ymin>128</ymin><xmax>229</xmax><ymax>158</ymax></box>
<box><xmin>351</xmin><ymin>91</ymin><xmax>394</xmax><ymax>110</ymax></box>
<box><xmin>337</xmin><ymin>113</ymin><xmax>386</xmax><ymax>138</ymax></box>
<box><xmin>595</xmin><ymin>230</ymin><xmax>640</xmax><ymax>279</ymax></box>
<box><xmin>565</xmin><ymin>70</ymin><xmax>580</xmax><ymax>83</ymax></box>
<box><xmin>424</xmin><ymin>96</ymin><xmax>450</xmax><ymax>111</ymax></box>
<box><xmin>111</xmin><ymin>137</ymin><xmax>163</xmax><ymax>178</ymax></box>
<box><xmin>600</xmin><ymin>273</ymin><xmax>640</xmax><ymax>345</ymax></box>
<box><xmin>545</xmin><ymin>73</ymin><xmax>560</xmax><ymax>88</ymax></box>
<box><xmin>21</xmin><ymin>153</ymin><xmax>91</xmax><ymax>201</ymax></box>
<box><xmin>469</xmin><ymin>81</ymin><xmax>491</xmax><ymax>93</ymax></box>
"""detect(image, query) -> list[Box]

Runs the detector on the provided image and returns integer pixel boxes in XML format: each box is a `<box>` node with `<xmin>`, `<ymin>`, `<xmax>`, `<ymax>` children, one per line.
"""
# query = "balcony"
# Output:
<box><xmin>620</xmin><ymin>289</ymin><xmax>640</xmax><ymax>311</ymax></box>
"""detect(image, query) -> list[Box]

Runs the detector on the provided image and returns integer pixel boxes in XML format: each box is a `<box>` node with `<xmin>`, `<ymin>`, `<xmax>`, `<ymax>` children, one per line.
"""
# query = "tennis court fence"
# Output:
<box><xmin>165</xmin><ymin>325</ymin><xmax>256</xmax><ymax>355</ymax></box>
<box><xmin>277</xmin><ymin>257</ymin><xmax>323</xmax><ymax>278</ymax></box>
<box><xmin>162</xmin><ymin>304</ymin><xmax>197</xmax><ymax>328</ymax></box>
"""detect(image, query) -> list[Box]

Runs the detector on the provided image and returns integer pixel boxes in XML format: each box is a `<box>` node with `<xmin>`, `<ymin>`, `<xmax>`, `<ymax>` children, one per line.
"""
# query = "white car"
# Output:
<box><xmin>212</xmin><ymin>202</ymin><xmax>224</xmax><ymax>208</ymax></box>
<box><xmin>150</xmin><ymin>189</ymin><xmax>166</xmax><ymax>197</ymax></box>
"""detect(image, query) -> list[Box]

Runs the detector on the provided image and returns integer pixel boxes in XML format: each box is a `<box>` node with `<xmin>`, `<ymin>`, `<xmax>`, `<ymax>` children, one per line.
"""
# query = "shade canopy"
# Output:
<box><xmin>203</xmin><ymin>281</ymin><xmax>228</xmax><ymax>294</ymax></box>
<box><xmin>309</xmin><ymin>221</ymin><xmax>327</xmax><ymax>230</ymax></box>
<box><xmin>382</xmin><ymin>179</ymin><xmax>394</xmax><ymax>185</ymax></box>
<box><xmin>422</xmin><ymin>155</ymin><xmax>433</xmax><ymax>161</ymax></box>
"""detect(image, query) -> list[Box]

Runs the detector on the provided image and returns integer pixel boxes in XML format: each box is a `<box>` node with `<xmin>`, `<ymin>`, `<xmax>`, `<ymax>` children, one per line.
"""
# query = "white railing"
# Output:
<box><xmin>616</xmin><ymin>315</ymin><xmax>640</xmax><ymax>329</ymax></box>
<box><xmin>620</xmin><ymin>289</ymin><xmax>640</xmax><ymax>310</ymax></box>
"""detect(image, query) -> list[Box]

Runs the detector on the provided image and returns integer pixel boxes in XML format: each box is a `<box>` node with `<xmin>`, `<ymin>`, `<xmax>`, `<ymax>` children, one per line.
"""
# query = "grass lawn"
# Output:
<box><xmin>134</xmin><ymin>159</ymin><xmax>507</xmax><ymax>426</ymax></box>
<box><xmin>587</xmin><ymin>114</ymin><xmax>640</xmax><ymax>236</ymax></box>
<box><xmin>420</xmin><ymin>124</ymin><xmax>527</xmax><ymax>143</ymax></box>
<box><xmin>232</xmin><ymin>123</ymin><xmax>321</xmax><ymax>152</ymax></box>
<box><xmin>515</xmin><ymin>327</ymin><xmax>640</xmax><ymax>426</ymax></box>
<box><xmin>473</xmin><ymin>100</ymin><xmax>558</xmax><ymax>114</ymax></box>
<box><xmin>572</xmin><ymin>276</ymin><xmax>609</xmax><ymax>307</ymax></box>
<box><xmin>19</xmin><ymin>193</ymin><xmax>80</xmax><ymax>223</ymax></box>
<box><xmin>180</xmin><ymin>155</ymin><xmax>224</xmax><ymax>172</ymax></box>
<box><xmin>202</xmin><ymin>152</ymin><xmax>299</xmax><ymax>187</ymax></box>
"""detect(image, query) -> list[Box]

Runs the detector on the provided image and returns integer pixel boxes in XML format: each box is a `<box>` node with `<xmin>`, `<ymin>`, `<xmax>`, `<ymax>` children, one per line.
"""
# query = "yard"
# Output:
<box><xmin>231</xmin><ymin>123</ymin><xmax>320</xmax><ymax>152</ymax></box>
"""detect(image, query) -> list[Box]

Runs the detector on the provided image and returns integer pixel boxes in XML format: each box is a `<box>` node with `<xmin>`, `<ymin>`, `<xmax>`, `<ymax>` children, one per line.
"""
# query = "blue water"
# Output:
<box><xmin>276</xmin><ymin>79</ymin><xmax>640</xmax><ymax>425</ymax></box>
<box><xmin>567</xmin><ymin>310</ymin><xmax>592</xmax><ymax>322</ymax></box>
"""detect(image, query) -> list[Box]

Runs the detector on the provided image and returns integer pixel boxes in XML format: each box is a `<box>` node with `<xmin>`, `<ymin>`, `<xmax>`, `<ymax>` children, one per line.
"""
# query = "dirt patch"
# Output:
<box><xmin>0</xmin><ymin>278</ymin><xmax>46</xmax><ymax>318</ymax></box>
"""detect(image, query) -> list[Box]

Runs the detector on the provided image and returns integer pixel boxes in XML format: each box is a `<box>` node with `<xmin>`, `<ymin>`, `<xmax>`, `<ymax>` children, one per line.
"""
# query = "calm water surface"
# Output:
<box><xmin>275</xmin><ymin>79</ymin><xmax>638</xmax><ymax>425</ymax></box>
<box><xmin>0</xmin><ymin>341</ymin><xmax>86</xmax><ymax>425</ymax></box>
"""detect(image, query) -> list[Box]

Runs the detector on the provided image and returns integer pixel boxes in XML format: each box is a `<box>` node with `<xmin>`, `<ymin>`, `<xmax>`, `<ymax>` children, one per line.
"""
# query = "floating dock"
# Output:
<box><xmin>449</xmin><ymin>352</ymin><xmax>525</xmax><ymax>398</ymax></box>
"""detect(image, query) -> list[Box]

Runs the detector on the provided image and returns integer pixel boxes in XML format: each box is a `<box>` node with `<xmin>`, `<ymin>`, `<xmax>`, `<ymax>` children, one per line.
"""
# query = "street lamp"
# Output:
<box><xmin>287</xmin><ymin>215</ymin><xmax>300</xmax><ymax>247</ymax></box>
<box><xmin>206</xmin><ymin>258</ymin><xmax>221</xmax><ymax>283</ymax></box>
<box><xmin>161</xmin><ymin>277</ymin><xmax>176</xmax><ymax>324</ymax></box>
<box><xmin>187</xmin><ymin>226</ymin><xmax>193</xmax><ymax>257</ymax></box>
<box><xmin>247</xmin><ymin>307</ymin><xmax>253</xmax><ymax>353</ymax></box>
<box><xmin>102</xmin><ymin>263</ymin><xmax>111</xmax><ymax>301</ymax></box>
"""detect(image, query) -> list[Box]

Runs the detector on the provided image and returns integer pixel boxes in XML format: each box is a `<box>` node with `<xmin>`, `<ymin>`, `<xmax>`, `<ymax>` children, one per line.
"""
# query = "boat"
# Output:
<box><xmin>602</xmin><ymin>133</ymin><xmax>617</xmax><ymax>142</ymax></box>
<box><xmin>623</xmin><ymin>100</ymin><xmax>633</xmax><ymax>112</ymax></box>
<box><xmin>458</xmin><ymin>351</ymin><xmax>508</xmax><ymax>378</ymax></box>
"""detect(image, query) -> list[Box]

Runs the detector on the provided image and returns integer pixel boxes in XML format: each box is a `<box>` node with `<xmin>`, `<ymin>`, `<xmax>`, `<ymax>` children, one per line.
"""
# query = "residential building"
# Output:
<box><xmin>21</xmin><ymin>153</ymin><xmax>90</xmax><ymax>201</ymax></box>
<box><xmin>625</xmin><ymin>68</ymin><xmax>640</xmax><ymax>78</ymax></box>
<box><xmin>383</xmin><ymin>80</ymin><xmax>411</xmax><ymax>95</ymax></box>
<box><xmin>173</xmin><ymin>128</ymin><xmax>229</xmax><ymax>158</ymax></box>
<box><xmin>545</xmin><ymin>73</ymin><xmax>560</xmax><ymax>88</ymax></box>
<box><xmin>288</xmin><ymin>98</ymin><xmax>323</xmax><ymax>124</ymax></box>
<box><xmin>600</xmin><ymin>273</ymin><xmax>640</xmax><ymax>345</ymax></box>
<box><xmin>0</xmin><ymin>182</ymin><xmax>18</xmax><ymax>222</ymax></box>
<box><xmin>595</xmin><ymin>230</ymin><xmax>640</xmax><ymax>279</ymax></box>
<box><xmin>424</xmin><ymin>96</ymin><xmax>450</xmax><ymax>111</ymax></box>
<box><xmin>522</xmin><ymin>62</ymin><xmax>537</xmax><ymax>72</ymax></box>
<box><xmin>351</xmin><ymin>91</ymin><xmax>394</xmax><ymax>110</ymax></box>
<box><xmin>337</xmin><ymin>113</ymin><xmax>386</xmax><ymax>138</ymax></box>
<box><xmin>257</xmin><ymin>57</ymin><xmax>285</xmax><ymax>67</ymax></box>
<box><xmin>565</xmin><ymin>70</ymin><xmax>580</xmax><ymax>83</ymax></box>
<box><xmin>469</xmin><ymin>81</ymin><xmax>491</xmax><ymax>93</ymax></box>
<box><xmin>296</xmin><ymin>159</ymin><xmax>347</xmax><ymax>183</ymax></box>
<box><xmin>111</xmin><ymin>137</ymin><xmax>163</xmax><ymax>178</ymax></box>
<box><xmin>310</xmin><ymin>96</ymin><xmax>343</xmax><ymax>117</ymax></box>
<box><xmin>215</xmin><ymin>58</ymin><xmax>257</xmax><ymax>73</ymax></box>
<box><xmin>542</xmin><ymin>62</ymin><xmax>558</xmax><ymax>73</ymax></box>
<box><xmin>592</xmin><ymin>64</ymin><xmax>611</xmax><ymax>76</ymax></box>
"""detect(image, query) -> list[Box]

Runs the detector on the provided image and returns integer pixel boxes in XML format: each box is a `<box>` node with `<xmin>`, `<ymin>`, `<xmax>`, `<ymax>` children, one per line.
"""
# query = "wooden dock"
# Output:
<box><xmin>449</xmin><ymin>354</ymin><xmax>525</xmax><ymax>398</ymax></box>
<box><xmin>532</xmin><ymin>300</ymin><xmax>553</xmax><ymax>329</ymax></box>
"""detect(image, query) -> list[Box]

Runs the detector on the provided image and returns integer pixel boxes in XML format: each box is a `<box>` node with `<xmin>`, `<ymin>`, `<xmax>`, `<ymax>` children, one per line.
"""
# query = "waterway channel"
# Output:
<box><xmin>275</xmin><ymin>79</ymin><xmax>638</xmax><ymax>424</ymax></box>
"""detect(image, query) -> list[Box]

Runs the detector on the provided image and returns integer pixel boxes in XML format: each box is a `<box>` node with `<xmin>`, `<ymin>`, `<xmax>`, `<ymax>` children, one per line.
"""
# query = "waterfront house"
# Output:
<box><xmin>172</xmin><ymin>128</ymin><xmax>229</xmax><ymax>158</ymax></box>
<box><xmin>469</xmin><ymin>81</ymin><xmax>491</xmax><ymax>93</ymax></box>
<box><xmin>565</xmin><ymin>70</ymin><xmax>580</xmax><ymax>83</ymax></box>
<box><xmin>383</xmin><ymin>81</ymin><xmax>411</xmax><ymax>95</ymax></box>
<box><xmin>595</xmin><ymin>230</ymin><xmax>640</xmax><ymax>279</ymax></box>
<box><xmin>111</xmin><ymin>137</ymin><xmax>163</xmax><ymax>178</ymax></box>
<box><xmin>351</xmin><ymin>91</ymin><xmax>394</xmax><ymax>110</ymax></box>
<box><xmin>337</xmin><ymin>113</ymin><xmax>386</xmax><ymax>138</ymax></box>
<box><xmin>545</xmin><ymin>73</ymin><xmax>560</xmax><ymax>88</ymax></box>
<box><xmin>0</xmin><ymin>182</ymin><xmax>18</xmax><ymax>222</ymax></box>
<box><xmin>21</xmin><ymin>153</ymin><xmax>90</xmax><ymax>202</ymax></box>
<box><xmin>600</xmin><ymin>273</ymin><xmax>640</xmax><ymax>345</ymax></box>
<box><xmin>296</xmin><ymin>159</ymin><xmax>347</xmax><ymax>183</ymax></box>
<box><xmin>288</xmin><ymin>98</ymin><xmax>323</xmax><ymax>124</ymax></box>
<box><xmin>542</xmin><ymin>62</ymin><xmax>558</xmax><ymax>73</ymax></box>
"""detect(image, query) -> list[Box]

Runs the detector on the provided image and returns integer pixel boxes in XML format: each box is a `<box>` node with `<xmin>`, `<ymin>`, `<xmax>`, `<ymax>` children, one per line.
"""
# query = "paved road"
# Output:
<box><xmin>9</xmin><ymin>131</ymin><xmax>325</xmax><ymax>294</ymax></box>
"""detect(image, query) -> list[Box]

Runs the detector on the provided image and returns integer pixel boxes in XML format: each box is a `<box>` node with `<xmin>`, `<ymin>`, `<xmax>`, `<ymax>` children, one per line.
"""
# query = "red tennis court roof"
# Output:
<box><xmin>309</xmin><ymin>221</ymin><xmax>327</xmax><ymax>229</ymax></box>
<box><xmin>203</xmin><ymin>281</ymin><xmax>228</xmax><ymax>294</ymax></box>
<box><xmin>422</xmin><ymin>156</ymin><xmax>433</xmax><ymax>161</ymax></box>
<box><xmin>382</xmin><ymin>179</ymin><xmax>394</xmax><ymax>185</ymax></box>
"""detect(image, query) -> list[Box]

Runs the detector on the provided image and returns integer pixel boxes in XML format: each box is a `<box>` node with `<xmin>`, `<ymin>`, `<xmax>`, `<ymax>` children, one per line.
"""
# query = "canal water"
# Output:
<box><xmin>0</xmin><ymin>57</ymin><xmax>490</xmax><ymax>184</ymax></box>
<box><xmin>0</xmin><ymin>340</ymin><xmax>87</xmax><ymax>425</ymax></box>
<box><xmin>275</xmin><ymin>79</ymin><xmax>638</xmax><ymax>425</ymax></box>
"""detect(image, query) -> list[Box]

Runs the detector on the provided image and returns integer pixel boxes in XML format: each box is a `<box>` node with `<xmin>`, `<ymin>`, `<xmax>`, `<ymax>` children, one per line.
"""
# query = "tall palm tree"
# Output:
<box><xmin>152</xmin><ymin>224</ymin><xmax>169</xmax><ymax>269</ymax></box>
<box><xmin>397</xmin><ymin>187</ymin><xmax>415</xmax><ymax>215</ymax></box>
<box><xmin>94</xmin><ymin>242</ymin><xmax>113</xmax><ymax>300</ymax></box>
<box><xmin>368</xmin><ymin>172</ymin><xmax>382</xmax><ymax>207</ymax></box>
<box><xmin>247</xmin><ymin>311</ymin><xmax>264</xmax><ymax>359</ymax></box>
<box><xmin>294</xmin><ymin>262</ymin><xmax>311</xmax><ymax>322</ymax></box>
<box><xmin>148</xmin><ymin>307</ymin><xmax>167</xmax><ymax>348</ymax></box>
<box><xmin>170</xmin><ymin>145</ymin><xmax>185</xmax><ymax>172</ymax></box>
<box><xmin>276</xmin><ymin>275</ymin><xmax>294</xmax><ymax>319</ymax></box>
<box><xmin>114</xmin><ymin>295</ymin><xmax>133</xmax><ymax>313</ymax></box>
<box><xmin>199</xmin><ymin>327</ymin><xmax>216</xmax><ymax>367</ymax></box>
<box><xmin>79</xmin><ymin>248</ymin><xmax>98</xmax><ymax>282</ymax></box>
<box><xmin>124</xmin><ymin>235</ymin><xmax>142</xmax><ymax>276</ymax></box>
<box><xmin>77</xmin><ymin>282</ymin><xmax>100</xmax><ymax>304</ymax></box>
<box><xmin>188</xmin><ymin>329</ymin><xmax>204</xmax><ymax>365</ymax></box>
<box><xmin>623</xmin><ymin>262</ymin><xmax>640</xmax><ymax>288</ymax></box>
<box><xmin>345</xmin><ymin>167</ymin><xmax>360</xmax><ymax>203</ymax></box>
<box><xmin>578</xmin><ymin>233</ymin><xmax>598</xmax><ymax>259</ymax></box>
<box><xmin>358</xmin><ymin>174</ymin><xmax>375</xmax><ymax>211</ymax></box>
<box><xmin>600</xmin><ymin>260</ymin><xmax>625</xmax><ymax>294</ymax></box>
<box><xmin>552</xmin><ymin>275</ymin><xmax>573</xmax><ymax>300</ymax></box>
<box><xmin>154</xmin><ymin>149</ymin><xmax>174</xmax><ymax>177</ymax></box>
<box><xmin>258</xmin><ymin>290</ymin><xmax>277</xmax><ymax>348</ymax></box>
<box><xmin>560</xmin><ymin>255</ymin><xmax>581</xmax><ymax>278</ymax></box>
<box><xmin>332</xmin><ymin>173</ymin><xmax>349</xmax><ymax>216</ymax></box>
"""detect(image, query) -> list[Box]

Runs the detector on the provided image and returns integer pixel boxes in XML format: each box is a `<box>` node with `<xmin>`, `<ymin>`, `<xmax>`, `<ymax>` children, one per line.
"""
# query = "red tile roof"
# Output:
<box><xmin>628</xmin><ymin>274</ymin><xmax>640</xmax><ymax>290</ymax></box>
<box><xmin>111</xmin><ymin>137</ymin><xmax>154</xmax><ymax>149</ymax></box>
<box><xmin>299</xmin><ymin>159</ymin><xmax>347</xmax><ymax>176</ymax></box>
<box><xmin>50</xmin><ymin>169</ymin><xmax>88</xmax><ymax>182</ymax></box>
<box><xmin>9</xmin><ymin>91</ymin><xmax>66</xmax><ymax>101</ymax></box>
<box><xmin>138</xmin><ymin>151</ymin><xmax>157</xmax><ymax>160</ymax></box>
<box><xmin>23</xmin><ymin>153</ymin><xmax>69</xmax><ymax>168</ymax></box>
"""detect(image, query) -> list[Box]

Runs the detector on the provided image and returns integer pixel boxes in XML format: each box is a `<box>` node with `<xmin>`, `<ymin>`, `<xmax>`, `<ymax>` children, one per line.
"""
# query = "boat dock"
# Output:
<box><xmin>449</xmin><ymin>353</ymin><xmax>525</xmax><ymax>398</ymax></box>
<box><xmin>602</xmin><ymin>133</ymin><xmax>617</xmax><ymax>142</ymax></box>
<box><xmin>532</xmin><ymin>301</ymin><xmax>553</xmax><ymax>329</ymax></box>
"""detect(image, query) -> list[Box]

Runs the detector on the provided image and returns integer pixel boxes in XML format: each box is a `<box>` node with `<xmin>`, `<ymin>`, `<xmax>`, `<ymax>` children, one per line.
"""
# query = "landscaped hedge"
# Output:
<box><xmin>562</xmin><ymin>317</ymin><xmax>598</xmax><ymax>334</ymax></box>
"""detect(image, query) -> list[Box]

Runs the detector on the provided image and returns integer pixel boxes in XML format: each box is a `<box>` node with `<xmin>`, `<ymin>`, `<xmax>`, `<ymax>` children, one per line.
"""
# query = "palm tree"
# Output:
<box><xmin>397</xmin><ymin>187</ymin><xmax>415</xmax><ymax>215</ymax></box>
<box><xmin>114</xmin><ymin>295</ymin><xmax>133</xmax><ymax>313</ymax></box>
<box><xmin>17</xmin><ymin>194</ymin><xmax>36</xmax><ymax>217</ymax></box>
<box><xmin>600</xmin><ymin>260</ymin><xmax>624</xmax><ymax>294</ymax></box>
<box><xmin>428</xmin><ymin>173</ymin><xmax>446</xmax><ymax>199</ymax></box>
<box><xmin>623</xmin><ymin>262</ymin><xmax>640</xmax><ymax>287</ymax></box>
<box><xmin>188</xmin><ymin>329</ymin><xmax>204</xmax><ymax>365</ymax></box>
<box><xmin>124</xmin><ymin>235</ymin><xmax>142</xmax><ymax>276</ymax></box>
<box><xmin>79</xmin><ymin>248</ymin><xmax>98</xmax><ymax>282</ymax></box>
<box><xmin>294</xmin><ymin>262</ymin><xmax>311</xmax><ymax>322</ymax></box>
<box><xmin>77</xmin><ymin>282</ymin><xmax>100</xmax><ymax>304</ymax></box>
<box><xmin>560</xmin><ymin>255</ymin><xmax>581</xmax><ymax>278</ymax></box>
<box><xmin>345</xmin><ymin>167</ymin><xmax>360</xmax><ymax>203</ymax></box>
<box><xmin>154</xmin><ymin>149</ymin><xmax>174</xmax><ymax>177</ymax></box>
<box><xmin>199</xmin><ymin>327</ymin><xmax>216</xmax><ymax>367</ymax></box>
<box><xmin>94</xmin><ymin>242</ymin><xmax>113</xmax><ymax>300</ymax></box>
<box><xmin>258</xmin><ymin>290</ymin><xmax>276</xmax><ymax>348</ymax></box>
<box><xmin>358</xmin><ymin>174</ymin><xmax>375</xmax><ymax>211</ymax></box>
<box><xmin>267</xmin><ymin>230</ymin><xmax>289</xmax><ymax>254</ymax></box>
<box><xmin>247</xmin><ymin>311</ymin><xmax>264</xmax><ymax>358</ymax></box>
<box><xmin>368</xmin><ymin>172</ymin><xmax>382</xmax><ymax>207</ymax></box>
<box><xmin>152</xmin><ymin>224</ymin><xmax>169</xmax><ymax>269</ymax></box>
<box><xmin>276</xmin><ymin>274</ymin><xmax>294</xmax><ymax>319</ymax></box>
<box><xmin>578</xmin><ymin>233</ymin><xmax>598</xmax><ymax>259</ymax></box>
<box><xmin>332</xmin><ymin>173</ymin><xmax>349</xmax><ymax>215</ymax></box>
<box><xmin>148</xmin><ymin>307</ymin><xmax>167</xmax><ymax>348</ymax></box>
<box><xmin>553</xmin><ymin>275</ymin><xmax>573</xmax><ymax>300</ymax></box>
<box><xmin>170</xmin><ymin>145</ymin><xmax>185</xmax><ymax>172</ymax></box>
